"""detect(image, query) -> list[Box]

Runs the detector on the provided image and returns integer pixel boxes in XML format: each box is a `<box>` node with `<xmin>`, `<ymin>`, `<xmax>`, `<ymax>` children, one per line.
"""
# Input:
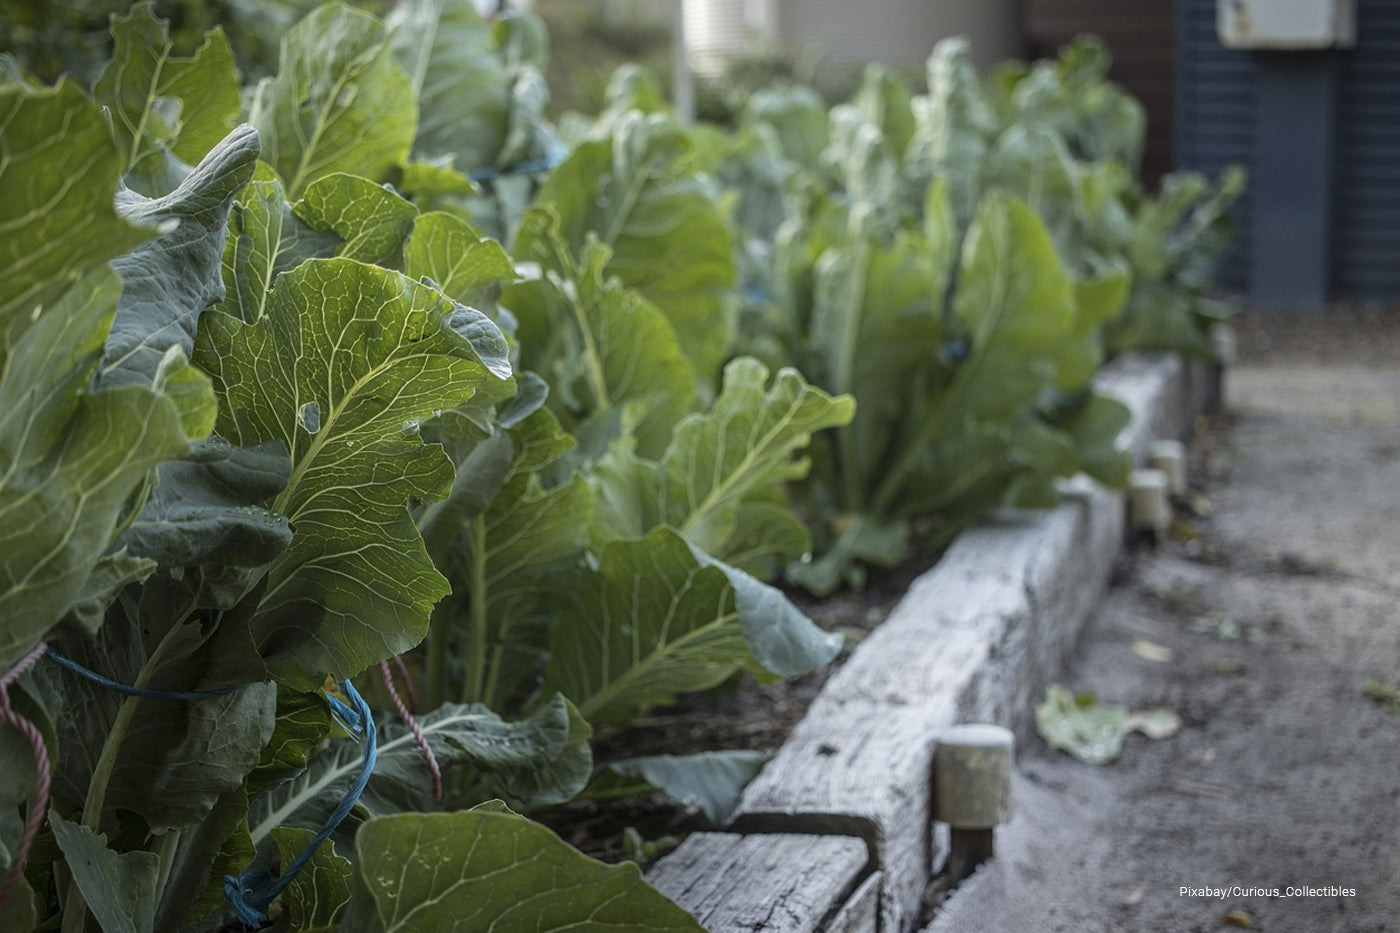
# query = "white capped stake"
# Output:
<box><xmin>1210</xmin><ymin>322</ymin><xmax>1238</xmax><ymax>366</ymax></box>
<box><xmin>935</xmin><ymin>724</ymin><xmax>1014</xmax><ymax>883</ymax></box>
<box><xmin>1147</xmin><ymin>440</ymin><xmax>1187</xmax><ymax>496</ymax></box>
<box><xmin>1129</xmin><ymin>468</ymin><xmax>1171</xmax><ymax>533</ymax></box>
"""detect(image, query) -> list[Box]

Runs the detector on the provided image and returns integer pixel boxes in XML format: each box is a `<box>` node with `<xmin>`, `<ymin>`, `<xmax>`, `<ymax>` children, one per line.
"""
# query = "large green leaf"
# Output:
<box><xmin>0</xmin><ymin>87</ymin><xmax>216</xmax><ymax>662</ymax></box>
<box><xmin>194</xmin><ymin>258</ymin><xmax>511</xmax><ymax>687</ymax></box>
<box><xmin>271</xmin><ymin>826</ymin><xmax>353</xmax><ymax>932</ymax></box>
<box><xmin>1012</xmin><ymin>37</ymin><xmax>1146</xmax><ymax>169</ymax></box>
<box><xmin>342</xmin><ymin>805</ymin><xmax>706</xmax><ymax>933</ymax></box>
<box><xmin>117</xmin><ymin>437</ymin><xmax>293</xmax><ymax>567</ymax></box>
<box><xmin>219</xmin><ymin>177</ymin><xmax>342</xmax><ymax>324</ymax></box>
<box><xmin>515</xmin><ymin>113</ymin><xmax>737</xmax><ymax>384</ymax></box>
<box><xmin>367</xmin><ymin>695</ymin><xmax>592</xmax><ymax>813</ymax></box>
<box><xmin>386</xmin><ymin>0</ymin><xmax>505</xmax><ymax>171</ymax></box>
<box><xmin>545</xmin><ymin>528</ymin><xmax>839</xmax><ymax>728</ymax></box>
<box><xmin>806</xmin><ymin>222</ymin><xmax>944</xmax><ymax>509</ymax></box>
<box><xmin>101</xmin><ymin>124</ymin><xmax>259</xmax><ymax>389</ymax></box>
<box><xmin>741</xmin><ymin>85</ymin><xmax>831</xmax><ymax>174</ymax></box>
<box><xmin>403</xmin><ymin>211</ymin><xmax>515</xmax><ymax>309</ymax></box>
<box><xmin>99</xmin><ymin>128</ymin><xmax>298</xmax><ymax>572</ymax></box>
<box><xmin>591</xmin><ymin>357</ymin><xmax>853</xmax><ymax>567</ymax></box>
<box><xmin>984</xmin><ymin>123</ymin><xmax>1081</xmax><ymax>264</ymax></box>
<box><xmin>52</xmin><ymin>612</ymin><xmax>277</xmax><ymax>833</ymax></box>
<box><xmin>509</xmin><ymin>213</ymin><xmax>697</xmax><ymax>458</ymax></box>
<box><xmin>852</xmin><ymin>65</ymin><xmax>917</xmax><ymax>163</ymax></box>
<box><xmin>0</xmin><ymin>80</ymin><xmax>151</xmax><ymax>334</ymax></box>
<box><xmin>1044</xmin><ymin>390</ymin><xmax>1133</xmax><ymax>489</ymax></box>
<box><xmin>50</xmin><ymin>815</ymin><xmax>160</xmax><ymax>933</ymax></box>
<box><xmin>91</xmin><ymin>2</ymin><xmax>241</xmax><ymax>195</ymax></box>
<box><xmin>907</xmin><ymin>37</ymin><xmax>994</xmax><ymax>229</ymax></box>
<box><xmin>296</xmin><ymin>173</ymin><xmax>419</xmax><ymax>268</ymax></box>
<box><xmin>248</xmin><ymin>2</ymin><xmax>417</xmax><ymax>197</ymax></box>
<box><xmin>247</xmin><ymin>690</ymin><xmax>335</xmax><ymax>796</ymax></box>
<box><xmin>248</xmin><ymin>694</ymin><xmax>591</xmax><ymax>846</ymax></box>
<box><xmin>0</xmin><ymin>267</ymin><xmax>195</xmax><ymax>668</ymax></box>
<box><xmin>1057</xmin><ymin>265</ymin><xmax>1131</xmax><ymax>389</ymax></box>
<box><xmin>866</xmin><ymin>190</ymin><xmax>1075</xmax><ymax>519</ymax></box>
<box><xmin>592</xmin><ymin>750</ymin><xmax>766</xmax><ymax>824</ymax></box>
<box><xmin>951</xmin><ymin>191</ymin><xmax>1076</xmax><ymax>422</ymax></box>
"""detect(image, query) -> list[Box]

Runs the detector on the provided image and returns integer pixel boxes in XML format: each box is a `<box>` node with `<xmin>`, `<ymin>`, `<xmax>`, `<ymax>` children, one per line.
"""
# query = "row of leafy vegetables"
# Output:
<box><xmin>0</xmin><ymin>1</ymin><xmax>1242</xmax><ymax>930</ymax></box>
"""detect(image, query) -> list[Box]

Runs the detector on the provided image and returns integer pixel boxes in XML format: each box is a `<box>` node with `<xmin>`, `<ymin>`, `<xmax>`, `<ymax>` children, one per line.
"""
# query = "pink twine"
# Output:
<box><xmin>378</xmin><ymin>660</ymin><xmax>442</xmax><ymax>801</ymax></box>
<box><xmin>0</xmin><ymin>642</ymin><xmax>51</xmax><ymax>909</ymax></box>
<box><xmin>391</xmin><ymin>655</ymin><xmax>418</xmax><ymax>714</ymax></box>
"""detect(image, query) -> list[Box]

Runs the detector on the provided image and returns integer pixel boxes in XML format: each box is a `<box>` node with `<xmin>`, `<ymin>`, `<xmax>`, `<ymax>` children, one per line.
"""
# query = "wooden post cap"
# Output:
<box><xmin>933</xmin><ymin>724</ymin><xmax>1013</xmax><ymax>829</ymax></box>
<box><xmin>1128</xmin><ymin>468</ymin><xmax>1171</xmax><ymax>532</ymax></box>
<box><xmin>1147</xmin><ymin>440</ymin><xmax>1187</xmax><ymax>495</ymax></box>
<box><xmin>1210</xmin><ymin>322</ymin><xmax>1237</xmax><ymax>365</ymax></box>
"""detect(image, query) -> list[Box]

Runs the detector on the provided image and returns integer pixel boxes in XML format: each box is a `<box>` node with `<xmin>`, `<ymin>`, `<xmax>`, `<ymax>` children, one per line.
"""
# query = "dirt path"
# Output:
<box><xmin>928</xmin><ymin>321</ymin><xmax>1400</xmax><ymax>932</ymax></box>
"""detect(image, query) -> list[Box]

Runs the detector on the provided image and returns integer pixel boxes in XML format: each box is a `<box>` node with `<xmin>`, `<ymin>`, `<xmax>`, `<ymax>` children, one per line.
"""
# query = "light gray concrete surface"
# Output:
<box><xmin>926</xmin><ymin>358</ymin><xmax>1400</xmax><ymax>933</ymax></box>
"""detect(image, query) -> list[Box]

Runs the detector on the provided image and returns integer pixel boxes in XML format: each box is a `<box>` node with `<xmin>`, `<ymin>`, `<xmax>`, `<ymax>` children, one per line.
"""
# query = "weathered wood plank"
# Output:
<box><xmin>1095</xmin><ymin>352</ymin><xmax>1183</xmax><ymax>462</ymax></box>
<box><xmin>731</xmin><ymin>701</ymin><xmax>941</xmax><ymax>933</ymax></box>
<box><xmin>646</xmin><ymin>833</ymin><xmax>870</xmax><ymax>933</ymax></box>
<box><xmin>827</xmin><ymin>872</ymin><xmax>881</xmax><ymax>933</ymax></box>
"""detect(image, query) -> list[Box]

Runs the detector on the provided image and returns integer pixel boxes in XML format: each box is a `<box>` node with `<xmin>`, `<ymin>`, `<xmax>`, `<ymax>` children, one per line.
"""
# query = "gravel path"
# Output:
<box><xmin>927</xmin><ymin>321</ymin><xmax>1400</xmax><ymax>932</ymax></box>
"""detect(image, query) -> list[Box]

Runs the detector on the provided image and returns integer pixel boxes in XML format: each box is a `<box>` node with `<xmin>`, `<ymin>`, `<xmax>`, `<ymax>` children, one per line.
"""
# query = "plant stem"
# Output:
<box><xmin>425</xmin><ymin>600</ymin><xmax>452</xmax><ymax>713</ymax></box>
<box><xmin>870</xmin><ymin>382</ymin><xmax>960</xmax><ymax>516</ymax></box>
<box><xmin>461</xmin><ymin>514</ymin><xmax>489</xmax><ymax>706</ymax></box>
<box><xmin>153</xmin><ymin>829</ymin><xmax>182</xmax><ymax>907</ymax></box>
<box><xmin>833</xmin><ymin>238</ymin><xmax>871</xmax><ymax>512</ymax></box>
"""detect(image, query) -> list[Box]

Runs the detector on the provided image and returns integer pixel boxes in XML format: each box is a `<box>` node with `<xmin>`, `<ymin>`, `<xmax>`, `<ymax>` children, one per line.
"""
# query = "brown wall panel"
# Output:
<box><xmin>1024</xmin><ymin>0</ymin><xmax>1176</xmax><ymax>185</ymax></box>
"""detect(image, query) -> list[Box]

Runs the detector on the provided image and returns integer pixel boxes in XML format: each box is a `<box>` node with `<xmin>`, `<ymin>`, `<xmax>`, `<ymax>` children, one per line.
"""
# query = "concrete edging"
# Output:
<box><xmin>646</xmin><ymin>353</ymin><xmax>1218</xmax><ymax>933</ymax></box>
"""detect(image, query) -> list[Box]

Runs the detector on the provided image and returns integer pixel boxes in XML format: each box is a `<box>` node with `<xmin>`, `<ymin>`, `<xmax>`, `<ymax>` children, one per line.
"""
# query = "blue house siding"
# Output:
<box><xmin>1333</xmin><ymin>0</ymin><xmax>1400</xmax><ymax>302</ymax></box>
<box><xmin>1177</xmin><ymin>0</ymin><xmax>1400</xmax><ymax>305</ymax></box>
<box><xmin>1174</xmin><ymin>0</ymin><xmax>1255</xmax><ymax>295</ymax></box>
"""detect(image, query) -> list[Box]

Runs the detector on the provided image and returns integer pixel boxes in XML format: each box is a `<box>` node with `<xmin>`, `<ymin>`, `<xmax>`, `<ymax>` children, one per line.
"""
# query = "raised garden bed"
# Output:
<box><xmin>646</xmin><ymin>351</ymin><xmax>1220</xmax><ymax>933</ymax></box>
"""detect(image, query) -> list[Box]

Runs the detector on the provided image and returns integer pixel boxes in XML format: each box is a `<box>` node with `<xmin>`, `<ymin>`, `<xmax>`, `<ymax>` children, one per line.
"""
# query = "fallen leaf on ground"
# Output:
<box><xmin>1035</xmin><ymin>685</ymin><xmax>1183</xmax><ymax>764</ymax></box>
<box><xmin>1131</xmin><ymin>639</ymin><xmax>1175</xmax><ymax>663</ymax></box>
<box><xmin>1125</xmin><ymin>707</ymin><xmax>1183</xmax><ymax>740</ymax></box>
<box><xmin>1220</xmin><ymin>907</ymin><xmax>1254</xmax><ymax>927</ymax></box>
<box><xmin>1122</xmin><ymin>888</ymin><xmax>1144</xmax><ymax>906</ymax></box>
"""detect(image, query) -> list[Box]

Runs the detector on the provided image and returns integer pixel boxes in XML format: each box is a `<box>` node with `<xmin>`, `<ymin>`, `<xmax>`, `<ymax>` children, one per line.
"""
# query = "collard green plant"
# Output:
<box><xmin>516</xmin><ymin>111</ymin><xmax>739</xmax><ymax>388</ymax></box>
<box><xmin>720</xmin><ymin>33</ymin><xmax>1246</xmax><ymax>591</ymax></box>
<box><xmin>728</xmin><ymin>64</ymin><xmax>1134</xmax><ymax>592</ymax></box>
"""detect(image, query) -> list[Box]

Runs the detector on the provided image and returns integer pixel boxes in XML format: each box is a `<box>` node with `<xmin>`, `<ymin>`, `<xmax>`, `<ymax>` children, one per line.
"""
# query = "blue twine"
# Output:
<box><xmin>468</xmin><ymin>156</ymin><xmax>557</xmax><ymax>183</ymax></box>
<box><xmin>224</xmin><ymin>680</ymin><xmax>378</xmax><ymax>928</ymax></box>
<box><xmin>47</xmin><ymin>650</ymin><xmax>380</xmax><ymax>927</ymax></box>
<box><xmin>468</xmin><ymin>140</ymin><xmax>568</xmax><ymax>183</ymax></box>
<box><xmin>46</xmin><ymin>649</ymin><xmax>241</xmax><ymax>702</ymax></box>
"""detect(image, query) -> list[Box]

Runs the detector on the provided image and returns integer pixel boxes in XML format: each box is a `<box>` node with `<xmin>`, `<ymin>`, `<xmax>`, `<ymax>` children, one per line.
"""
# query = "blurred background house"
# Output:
<box><xmin>563</xmin><ymin>0</ymin><xmax>1394</xmax><ymax>310</ymax></box>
